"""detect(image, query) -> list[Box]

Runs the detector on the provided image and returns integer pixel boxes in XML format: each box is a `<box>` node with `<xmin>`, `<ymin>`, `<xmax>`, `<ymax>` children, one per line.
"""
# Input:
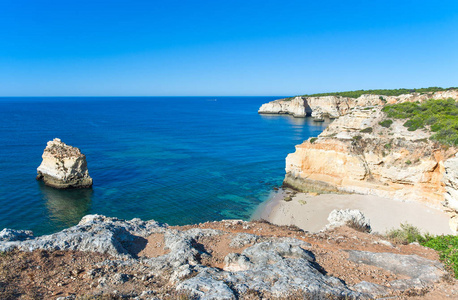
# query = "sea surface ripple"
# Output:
<box><xmin>0</xmin><ymin>97</ymin><xmax>329</xmax><ymax>235</ymax></box>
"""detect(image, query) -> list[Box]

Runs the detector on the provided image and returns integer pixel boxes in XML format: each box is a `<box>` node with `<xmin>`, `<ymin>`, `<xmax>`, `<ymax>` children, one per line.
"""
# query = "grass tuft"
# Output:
<box><xmin>379</xmin><ymin>119</ymin><xmax>393</xmax><ymax>128</ymax></box>
<box><xmin>345</xmin><ymin>219</ymin><xmax>371</xmax><ymax>233</ymax></box>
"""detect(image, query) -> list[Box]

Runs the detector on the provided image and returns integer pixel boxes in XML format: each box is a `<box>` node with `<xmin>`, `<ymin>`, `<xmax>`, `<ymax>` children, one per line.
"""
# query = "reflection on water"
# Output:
<box><xmin>259</xmin><ymin>114</ymin><xmax>332</xmax><ymax>126</ymax></box>
<box><xmin>260</xmin><ymin>114</ymin><xmax>332</xmax><ymax>141</ymax></box>
<box><xmin>38</xmin><ymin>182</ymin><xmax>92</xmax><ymax>229</ymax></box>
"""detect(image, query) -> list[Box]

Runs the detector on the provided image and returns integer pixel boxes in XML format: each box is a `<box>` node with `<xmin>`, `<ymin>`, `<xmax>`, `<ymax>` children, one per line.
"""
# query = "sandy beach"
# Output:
<box><xmin>253</xmin><ymin>189</ymin><xmax>454</xmax><ymax>235</ymax></box>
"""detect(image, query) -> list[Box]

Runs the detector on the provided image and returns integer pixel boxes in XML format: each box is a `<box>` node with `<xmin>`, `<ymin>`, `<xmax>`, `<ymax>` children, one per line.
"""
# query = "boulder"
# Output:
<box><xmin>36</xmin><ymin>138</ymin><xmax>93</xmax><ymax>189</ymax></box>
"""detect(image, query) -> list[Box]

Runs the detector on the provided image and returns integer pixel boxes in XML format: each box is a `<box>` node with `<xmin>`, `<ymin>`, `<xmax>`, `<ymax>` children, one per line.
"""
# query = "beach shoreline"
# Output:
<box><xmin>253</xmin><ymin>189</ymin><xmax>454</xmax><ymax>235</ymax></box>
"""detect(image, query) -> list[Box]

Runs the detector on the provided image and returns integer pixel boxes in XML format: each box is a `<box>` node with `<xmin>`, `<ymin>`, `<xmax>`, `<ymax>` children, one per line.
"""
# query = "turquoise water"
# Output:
<box><xmin>0</xmin><ymin>97</ymin><xmax>329</xmax><ymax>235</ymax></box>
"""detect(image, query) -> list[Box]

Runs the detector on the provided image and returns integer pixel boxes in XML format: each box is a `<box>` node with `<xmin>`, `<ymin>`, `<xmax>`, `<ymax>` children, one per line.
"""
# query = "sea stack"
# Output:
<box><xmin>36</xmin><ymin>138</ymin><xmax>93</xmax><ymax>189</ymax></box>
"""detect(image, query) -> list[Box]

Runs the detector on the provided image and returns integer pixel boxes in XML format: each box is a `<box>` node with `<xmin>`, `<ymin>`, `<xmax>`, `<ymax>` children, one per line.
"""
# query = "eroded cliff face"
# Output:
<box><xmin>36</xmin><ymin>138</ymin><xmax>93</xmax><ymax>189</ymax></box>
<box><xmin>259</xmin><ymin>89</ymin><xmax>458</xmax><ymax>119</ymax></box>
<box><xmin>284</xmin><ymin>106</ymin><xmax>458</xmax><ymax>220</ymax></box>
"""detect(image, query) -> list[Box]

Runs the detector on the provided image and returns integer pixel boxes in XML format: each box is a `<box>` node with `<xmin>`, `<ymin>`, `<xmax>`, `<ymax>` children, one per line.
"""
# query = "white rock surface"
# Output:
<box><xmin>36</xmin><ymin>138</ymin><xmax>93</xmax><ymax>189</ymax></box>
<box><xmin>258</xmin><ymin>96</ymin><xmax>307</xmax><ymax>117</ymax></box>
<box><xmin>444</xmin><ymin>153</ymin><xmax>458</xmax><ymax>212</ymax></box>
<box><xmin>326</xmin><ymin>209</ymin><xmax>371</xmax><ymax>231</ymax></box>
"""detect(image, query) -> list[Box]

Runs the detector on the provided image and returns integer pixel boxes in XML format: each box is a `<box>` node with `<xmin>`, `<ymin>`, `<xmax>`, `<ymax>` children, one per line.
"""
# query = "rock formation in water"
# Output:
<box><xmin>283</xmin><ymin>104</ymin><xmax>458</xmax><ymax>231</ymax></box>
<box><xmin>257</xmin><ymin>96</ymin><xmax>309</xmax><ymax>117</ymax></box>
<box><xmin>258</xmin><ymin>89</ymin><xmax>458</xmax><ymax>120</ymax></box>
<box><xmin>36</xmin><ymin>138</ymin><xmax>93</xmax><ymax>189</ymax></box>
<box><xmin>0</xmin><ymin>214</ymin><xmax>451</xmax><ymax>299</ymax></box>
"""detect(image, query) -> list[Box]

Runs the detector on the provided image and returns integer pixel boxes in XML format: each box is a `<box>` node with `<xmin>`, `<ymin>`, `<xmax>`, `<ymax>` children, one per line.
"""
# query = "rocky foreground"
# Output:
<box><xmin>36</xmin><ymin>138</ymin><xmax>93</xmax><ymax>189</ymax></box>
<box><xmin>1</xmin><ymin>215</ymin><xmax>457</xmax><ymax>299</ymax></box>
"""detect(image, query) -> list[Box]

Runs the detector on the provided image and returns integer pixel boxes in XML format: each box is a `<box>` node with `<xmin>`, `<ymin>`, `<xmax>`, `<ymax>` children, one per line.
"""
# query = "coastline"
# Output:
<box><xmin>254</xmin><ymin>190</ymin><xmax>454</xmax><ymax>235</ymax></box>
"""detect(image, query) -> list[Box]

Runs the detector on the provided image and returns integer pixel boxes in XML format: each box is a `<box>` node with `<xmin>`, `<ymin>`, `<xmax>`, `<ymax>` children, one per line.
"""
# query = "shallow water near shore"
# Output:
<box><xmin>0</xmin><ymin>97</ymin><xmax>330</xmax><ymax>235</ymax></box>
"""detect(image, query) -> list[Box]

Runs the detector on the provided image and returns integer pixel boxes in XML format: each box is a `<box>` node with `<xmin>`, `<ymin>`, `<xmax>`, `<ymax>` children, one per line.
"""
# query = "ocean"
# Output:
<box><xmin>0</xmin><ymin>97</ymin><xmax>329</xmax><ymax>235</ymax></box>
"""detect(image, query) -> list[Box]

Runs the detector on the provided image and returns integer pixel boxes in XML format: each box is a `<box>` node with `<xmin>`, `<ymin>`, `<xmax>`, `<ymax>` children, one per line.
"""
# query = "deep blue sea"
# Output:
<box><xmin>0</xmin><ymin>97</ymin><xmax>329</xmax><ymax>235</ymax></box>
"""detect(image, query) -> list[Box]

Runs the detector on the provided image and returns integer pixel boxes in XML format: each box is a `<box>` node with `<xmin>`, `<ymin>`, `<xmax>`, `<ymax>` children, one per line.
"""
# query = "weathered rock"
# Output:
<box><xmin>220</xmin><ymin>241</ymin><xmax>360</xmax><ymax>298</ymax></box>
<box><xmin>351</xmin><ymin>281</ymin><xmax>392</xmax><ymax>297</ymax></box>
<box><xmin>0</xmin><ymin>228</ymin><xmax>34</xmax><ymax>242</ymax></box>
<box><xmin>179</xmin><ymin>239</ymin><xmax>361</xmax><ymax>299</ymax></box>
<box><xmin>36</xmin><ymin>138</ymin><xmax>93</xmax><ymax>189</ymax></box>
<box><xmin>177</xmin><ymin>276</ymin><xmax>236</xmax><ymax>300</ymax></box>
<box><xmin>444</xmin><ymin>153</ymin><xmax>458</xmax><ymax>212</ymax></box>
<box><xmin>229</xmin><ymin>232</ymin><xmax>259</xmax><ymax>248</ymax></box>
<box><xmin>0</xmin><ymin>214</ymin><xmax>166</xmax><ymax>257</ymax></box>
<box><xmin>348</xmin><ymin>250</ymin><xmax>447</xmax><ymax>297</ymax></box>
<box><xmin>0</xmin><ymin>215</ymin><xmax>449</xmax><ymax>299</ymax></box>
<box><xmin>347</xmin><ymin>250</ymin><xmax>445</xmax><ymax>283</ymax></box>
<box><xmin>326</xmin><ymin>209</ymin><xmax>371</xmax><ymax>231</ymax></box>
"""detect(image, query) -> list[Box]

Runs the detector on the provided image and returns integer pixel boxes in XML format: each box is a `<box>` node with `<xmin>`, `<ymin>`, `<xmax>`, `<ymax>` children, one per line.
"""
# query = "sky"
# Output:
<box><xmin>0</xmin><ymin>0</ymin><xmax>457</xmax><ymax>96</ymax></box>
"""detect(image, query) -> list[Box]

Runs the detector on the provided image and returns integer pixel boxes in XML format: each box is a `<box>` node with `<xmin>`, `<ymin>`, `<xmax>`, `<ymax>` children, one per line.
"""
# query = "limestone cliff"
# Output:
<box><xmin>283</xmin><ymin>106</ymin><xmax>458</xmax><ymax>227</ymax></box>
<box><xmin>257</xmin><ymin>96</ymin><xmax>308</xmax><ymax>117</ymax></box>
<box><xmin>36</xmin><ymin>138</ymin><xmax>93</xmax><ymax>189</ymax></box>
<box><xmin>258</xmin><ymin>89</ymin><xmax>458</xmax><ymax>119</ymax></box>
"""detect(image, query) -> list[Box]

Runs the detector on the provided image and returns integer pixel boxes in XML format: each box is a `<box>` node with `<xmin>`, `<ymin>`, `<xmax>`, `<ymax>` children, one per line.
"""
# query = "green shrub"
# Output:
<box><xmin>310</xmin><ymin>137</ymin><xmax>318</xmax><ymax>144</ymax></box>
<box><xmin>382</xmin><ymin>98</ymin><xmax>458</xmax><ymax>145</ymax></box>
<box><xmin>379</xmin><ymin>119</ymin><xmax>393</xmax><ymax>128</ymax></box>
<box><xmin>384</xmin><ymin>143</ymin><xmax>392</xmax><ymax>150</ymax></box>
<box><xmin>360</xmin><ymin>127</ymin><xmax>373</xmax><ymax>133</ymax></box>
<box><xmin>353</xmin><ymin>135</ymin><xmax>362</xmax><ymax>141</ymax></box>
<box><xmin>302</xmin><ymin>87</ymin><xmax>456</xmax><ymax>98</ymax></box>
<box><xmin>385</xmin><ymin>223</ymin><xmax>427</xmax><ymax>244</ymax></box>
<box><xmin>422</xmin><ymin>235</ymin><xmax>458</xmax><ymax>278</ymax></box>
<box><xmin>405</xmin><ymin>160</ymin><xmax>412</xmax><ymax>165</ymax></box>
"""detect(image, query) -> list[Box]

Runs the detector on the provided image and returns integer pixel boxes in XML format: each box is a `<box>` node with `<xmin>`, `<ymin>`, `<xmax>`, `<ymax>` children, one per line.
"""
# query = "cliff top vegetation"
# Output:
<box><xmin>382</xmin><ymin>98</ymin><xmax>458</xmax><ymax>146</ymax></box>
<box><xmin>301</xmin><ymin>87</ymin><xmax>457</xmax><ymax>98</ymax></box>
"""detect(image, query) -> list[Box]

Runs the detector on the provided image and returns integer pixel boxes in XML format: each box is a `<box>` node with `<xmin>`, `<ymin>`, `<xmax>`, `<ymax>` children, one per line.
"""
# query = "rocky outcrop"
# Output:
<box><xmin>36</xmin><ymin>138</ymin><xmax>93</xmax><ymax>189</ymax></box>
<box><xmin>0</xmin><ymin>215</ymin><xmax>449</xmax><ymax>299</ymax></box>
<box><xmin>283</xmin><ymin>106</ymin><xmax>458</xmax><ymax>217</ymax></box>
<box><xmin>257</xmin><ymin>96</ymin><xmax>308</xmax><ymax>117</ymax></box>
<box><xmin>326</xmin><ymin>209</ymin><xmax>371</xmax><ymax>231</ymax></box>
<box><xmin>0</xmin><ymin>215</ymin><xmax>164</xmax><ymax>257</ymax></box>
<box><xmin>258</xmin><ymin>89</ymin><xmax>458</xmax><ymax>120</ymax></box>
<box><xmin>349</xmin><ymin>251</ymin><xmax>445</xmax><ymax>296</ymax></box>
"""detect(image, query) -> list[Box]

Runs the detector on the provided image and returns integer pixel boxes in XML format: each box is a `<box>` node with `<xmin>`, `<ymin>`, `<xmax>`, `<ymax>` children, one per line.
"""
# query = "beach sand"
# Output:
<box><xmin>253</xmin><ymin>190</ymin><xmax>453</xmax><ymax>235</ymax></box>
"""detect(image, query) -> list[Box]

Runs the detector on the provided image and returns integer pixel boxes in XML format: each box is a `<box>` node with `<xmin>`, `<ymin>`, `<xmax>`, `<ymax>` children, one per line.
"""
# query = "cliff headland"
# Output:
<box><xmin>259</xmin><ymin>88</ymin><xmax>458</xmax><ymax>121</ymax></box>
<box><xmin>259</xmin><ymin>88</ymin><xmax>458</xmax><ymax>233</ymax></box>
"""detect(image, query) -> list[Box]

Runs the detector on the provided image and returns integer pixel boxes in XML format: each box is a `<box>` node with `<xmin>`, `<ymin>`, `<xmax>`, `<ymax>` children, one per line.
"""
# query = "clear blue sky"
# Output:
<box><xmin>1</xmin><ymin>0</ymin><xmax>457</xmax><ymax>96</ymax></box>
